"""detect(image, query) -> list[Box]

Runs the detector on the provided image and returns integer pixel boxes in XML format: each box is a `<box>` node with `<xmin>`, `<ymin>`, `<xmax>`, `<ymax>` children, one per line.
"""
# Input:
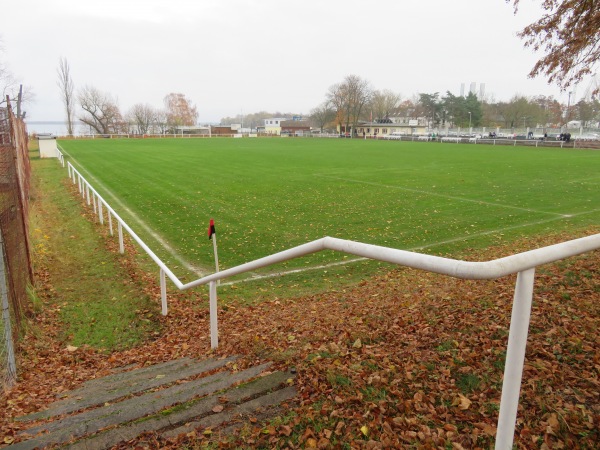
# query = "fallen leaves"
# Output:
<box><xmin>454</xmin><ymin>394</ymin><xmax>472</xmax><ymax>410</ymax></box>
<box><xmin>3</xmin><ymin>228</ymin><xmax>599</xmax><ymax>449</ymax></box>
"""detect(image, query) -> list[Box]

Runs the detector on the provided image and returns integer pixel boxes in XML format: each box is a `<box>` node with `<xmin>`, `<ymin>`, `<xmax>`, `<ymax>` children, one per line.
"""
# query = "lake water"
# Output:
<box><xmin>25</xmin><ymin>121</ymin><xmax>90</xmax><ymax>136</ymax></box>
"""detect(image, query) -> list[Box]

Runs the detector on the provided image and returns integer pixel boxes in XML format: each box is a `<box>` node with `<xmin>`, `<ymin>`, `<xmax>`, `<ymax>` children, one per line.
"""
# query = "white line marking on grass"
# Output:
<box><xmin>60</xmin><ymin>148</ymin><xmax>207</xmax><ymax>277</ymax></box>
<box><xmin>568</xmin><ymin>175</ymin><xmax>600</xmax><ymax>183</ymax></box>
<box><xmin>220</xmin><ymin>257</ymin><xmax>365</xmax><ymax>286</ymax></box>
<box><xmin>315</xmin><ymin>174</ymin><xmax>570</xmax><ymax>218</ymax></box>
<box><xmin>223</xmin><ymin>211</ymin><xmax>597</xmax><ymax>286</ymax></box>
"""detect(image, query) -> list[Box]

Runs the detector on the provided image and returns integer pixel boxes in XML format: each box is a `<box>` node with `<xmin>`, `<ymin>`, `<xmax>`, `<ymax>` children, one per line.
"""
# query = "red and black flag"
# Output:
<box><xmin>208</xmin><ymin>218</ymin><xmax>216</xmax><ymax>240</ymax></box>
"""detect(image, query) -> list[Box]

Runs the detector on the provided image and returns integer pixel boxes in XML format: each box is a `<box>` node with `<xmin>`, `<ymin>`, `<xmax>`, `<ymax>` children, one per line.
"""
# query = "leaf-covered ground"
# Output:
<box><xmin>2</xmin><ymin>221</ymin><xmax>598</xmax><ymax>449</ymax></box>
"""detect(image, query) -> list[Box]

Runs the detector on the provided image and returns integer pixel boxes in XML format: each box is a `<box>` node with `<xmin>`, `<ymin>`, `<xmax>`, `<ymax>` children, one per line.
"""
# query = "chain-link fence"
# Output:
<box><xmin>1</xmin><ymin>102</ymin><xmax>32</xmax><ymax>389</ymax></box>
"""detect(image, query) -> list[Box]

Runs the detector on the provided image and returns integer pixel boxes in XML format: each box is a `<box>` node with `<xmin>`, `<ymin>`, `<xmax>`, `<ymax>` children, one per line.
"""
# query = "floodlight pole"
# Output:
<box><xmin>565</xmin><ymin>91</ymin><xmax>573</xmax><ymax>131</ymax></box>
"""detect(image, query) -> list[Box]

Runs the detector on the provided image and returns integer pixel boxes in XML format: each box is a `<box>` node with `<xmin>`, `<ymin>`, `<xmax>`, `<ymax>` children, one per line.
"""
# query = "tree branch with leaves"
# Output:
<box><xmin>509</xmin><ymin>0</ymin><xmax>600</xmax><ymax>93</ymax></box>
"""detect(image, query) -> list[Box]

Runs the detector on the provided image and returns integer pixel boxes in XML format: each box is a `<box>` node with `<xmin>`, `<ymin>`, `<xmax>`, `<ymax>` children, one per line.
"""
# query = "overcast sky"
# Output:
<box><xmin>0</xmin><ymin>0</ymin><xmax>583</xmax><ymax>123</ymax></box>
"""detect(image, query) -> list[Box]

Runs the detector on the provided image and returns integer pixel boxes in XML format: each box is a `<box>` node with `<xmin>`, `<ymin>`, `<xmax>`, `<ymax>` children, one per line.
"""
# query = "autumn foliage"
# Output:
<box><xmin>163</xmin><ymin>93</ymin><xmax>198</xmax><ymax>130</ymax></box>
<box><xmin>509</xmin><ymin>0</ymin><xmax>600</xmax><ymax>93</ymax></box>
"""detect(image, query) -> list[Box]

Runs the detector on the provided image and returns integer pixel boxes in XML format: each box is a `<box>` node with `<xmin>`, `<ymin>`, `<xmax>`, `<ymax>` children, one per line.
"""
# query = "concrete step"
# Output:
<box><xmin>8</xmin><ymin>357</ymin><xmax>295</xmax><ymax>450</ymax></box>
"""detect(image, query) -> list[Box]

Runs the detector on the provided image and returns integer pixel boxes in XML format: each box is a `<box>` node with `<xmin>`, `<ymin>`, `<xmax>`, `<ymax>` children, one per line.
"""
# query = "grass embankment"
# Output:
<box><xmin>28</xmin><ymin>145</ymin><xmax>158</xmax><ymax>351</ymax></box>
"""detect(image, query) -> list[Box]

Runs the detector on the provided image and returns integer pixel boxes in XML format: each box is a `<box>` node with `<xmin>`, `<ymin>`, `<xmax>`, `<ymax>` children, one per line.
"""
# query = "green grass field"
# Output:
<box><xmin>57</xmin><ymin>137</ymin><xmax>600</xmax><ymax>293</ymax></box>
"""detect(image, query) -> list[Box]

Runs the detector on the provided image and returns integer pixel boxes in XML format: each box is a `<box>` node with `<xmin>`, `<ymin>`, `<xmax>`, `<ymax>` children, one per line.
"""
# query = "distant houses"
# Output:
<box><xmin>339</xmin><ymin>117</ymin><xmax>429</xmax><ymax>137</ymax></box>
<box><xmin>180</xmin><ymin>114</ymin><xmax>436</xmax><ymax>138</ymax></box>
<box><xmin>261</xmin><ymin>117</ymin><xmax>311</xmax><ymax>136</ymax></box>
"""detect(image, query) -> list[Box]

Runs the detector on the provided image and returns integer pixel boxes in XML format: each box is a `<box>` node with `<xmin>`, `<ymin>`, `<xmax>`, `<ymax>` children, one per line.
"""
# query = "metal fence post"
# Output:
<box><xmin>118</xmin><ymin>222</ymin><xmax>124</xmax><ymax>254</ymax></box>
<box><xmin>495</xmin><ymin>268</ymin><xmax>536</xmax><ymax>449</ymax></box>
<box><xmin>209</xmin><ymin>281</ymin><xmax>218</xmax><ymax>349</ymax></box>
<box><xmin>98</xmin><ymin>201</ymin><xmax>104</xmax><ymax>225</ymax></box>
<box><xmin>0</xmin><ymin>232</ymin><xmax>17</xmax><ymax>388</ymax></box>
<box><xmin>160</xmin><ymin>269</ymin><xmax>167</xmax><ymax>315</ymax></box>
<box><xmin>108</xmin><ymin>211</ymin><xmax>113</xmax><ymax>236</ymax></box>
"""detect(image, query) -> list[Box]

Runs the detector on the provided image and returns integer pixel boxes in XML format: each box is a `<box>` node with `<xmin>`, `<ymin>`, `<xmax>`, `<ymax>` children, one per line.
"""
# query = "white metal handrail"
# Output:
<box><xmin>56</xmin><ymin>148</ymin><xmax>599</xmax><ymax>450</ymax></box>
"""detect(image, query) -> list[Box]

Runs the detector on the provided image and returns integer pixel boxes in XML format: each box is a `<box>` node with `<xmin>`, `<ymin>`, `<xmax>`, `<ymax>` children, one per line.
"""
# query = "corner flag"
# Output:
<box><xmin>208</xmin><ymin>218</ymin><xmax>216</xmax><ymax>240</ymax></box>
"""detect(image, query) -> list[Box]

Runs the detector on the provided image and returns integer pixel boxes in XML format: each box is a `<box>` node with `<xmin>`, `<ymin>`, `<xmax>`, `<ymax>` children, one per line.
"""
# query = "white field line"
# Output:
<box><xmin>223</xmin><ymin>208</ymin><xmax>600</xmax><ymax>286</ymax></box>
<box><xmin>59</xmin><ymin>147</ymin><xmax>207</xmax><ymax>277</ymax></box>
<box><xmin>569</xmin><ymin>175</ymin><xmax>600</xmax><ymax>183</ymax></box>
<box><xmin>315</xmin><ymin>174</ymin><xmax>570</xmax><ymax>218</ymax></box>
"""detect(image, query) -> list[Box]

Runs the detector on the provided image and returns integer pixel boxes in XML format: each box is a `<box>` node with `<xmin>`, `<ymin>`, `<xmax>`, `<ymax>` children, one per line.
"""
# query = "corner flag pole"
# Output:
<box><xmin>208</xmin><ymin>219</ymin><xmax>220</xmax><ymax>284</ymax></box>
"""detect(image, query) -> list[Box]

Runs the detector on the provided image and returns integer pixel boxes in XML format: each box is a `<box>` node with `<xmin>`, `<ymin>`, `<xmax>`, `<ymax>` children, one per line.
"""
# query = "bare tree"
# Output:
<box><xmin>0</xmin><ymin>39</ymin><xmax>33</xmax><ymax>114</ymax></box>
<box><xmin>327</xmin><ymin>75</ymin><xmax>372</xmax><ymax>135</ymax></box>
<box><xmin>164</xmin><ymin>93</ymin><xmax>198</xmax><ymax>130</ymax></box>
<box><xmin>57</xmin><ymin>57</ymin><xmax>75</xmax><ymax>135</ymax></box>
<box><xmin>154</xmin><ymin>109</ymin><xmax>169</xmax><ymax>134</ymax></box>
<box><xmin>0</xmin><ymin>38</ymin><xmax>17</xmax><ymax>107</ymax></box>
<box><xmin>509</xmin><ymin>0</ymin><xmax>600</xmax><ymax>93</ymax></box>
<box><xmin>310</xmin><ymin>102</ymin><xmax>336</xmax><ymax>132</ymax></box>
<box><xmin>78</xmin><ymin>86</ymin><xmax>123</xmax><ymax>135</ymax></box>
<box><xmin>326</xmin><ymin>82</ymin><xmax>348</xmax><ymax>132</ymax></box>
<box><xmin>396</xmin><ymin>98</ymin><xmax>417</xmax><ymax>119</ymax></box>
<box><xmin>0</xmin><ymin>61</ymin><xmax>18</xmax><ymax>107</ymax></box>
<box><xmin>126</xmin><ymin>103</ymin><xmax>157</xmax><ymax>135</ymax></box>
<box><xmin>370</xmin><ymin>89</ymin><xmax>401</xmax><ymax>121</ymax></box>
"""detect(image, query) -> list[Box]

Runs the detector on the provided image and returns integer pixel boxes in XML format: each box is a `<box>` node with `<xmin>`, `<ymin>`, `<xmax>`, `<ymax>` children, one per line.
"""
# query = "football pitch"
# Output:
<box><xmin>57</xmin><ymin>137</ymin><xmax>600</xmax><ymax>289</ymax></box>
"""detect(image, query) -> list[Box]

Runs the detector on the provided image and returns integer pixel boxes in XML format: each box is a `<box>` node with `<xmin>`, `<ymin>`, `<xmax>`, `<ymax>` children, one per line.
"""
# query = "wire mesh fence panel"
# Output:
<box><xmin>0</xmin><ymin>103</ymin><xmax>32</xmax><ymax>388</ymax></box>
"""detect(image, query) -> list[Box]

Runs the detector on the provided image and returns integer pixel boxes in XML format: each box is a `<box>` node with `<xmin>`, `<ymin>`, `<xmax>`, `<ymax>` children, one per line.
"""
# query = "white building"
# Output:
<box><xmin>264</xmin><ymin>118</ymin><xmax>287</xmax><ymax>135</ymax></box>
<box><xmin>38</xmin><ymin>134</ymin><xmax>58</xmax><ymax>158</ymax></box>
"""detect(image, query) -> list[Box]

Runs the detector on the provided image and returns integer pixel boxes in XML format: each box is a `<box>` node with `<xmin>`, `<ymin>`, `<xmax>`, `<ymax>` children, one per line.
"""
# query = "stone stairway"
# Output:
<box><xmin>7</xmin><ymin>357</ymin><xmax>296</xmax><ymax>449</ymax></box>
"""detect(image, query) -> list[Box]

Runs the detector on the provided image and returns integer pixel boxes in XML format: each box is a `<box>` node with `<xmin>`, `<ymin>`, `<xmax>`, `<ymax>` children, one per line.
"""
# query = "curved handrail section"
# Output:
<box><xmin>182</xmin><ymin>233</ymin><xmax>600</xmax><ymax>289</ymax></box>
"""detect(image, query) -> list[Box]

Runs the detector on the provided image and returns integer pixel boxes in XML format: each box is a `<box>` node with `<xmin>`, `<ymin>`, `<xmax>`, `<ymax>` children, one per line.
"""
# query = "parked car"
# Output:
<box><xmin>385</xmin><ymin>132</ymin><xmax>405</xmax><ymax>140</ymax></box>
<box><xmin>576</xmin><ymin>133</ymin><xmax>600</xmax><ymax>141</ymax></box>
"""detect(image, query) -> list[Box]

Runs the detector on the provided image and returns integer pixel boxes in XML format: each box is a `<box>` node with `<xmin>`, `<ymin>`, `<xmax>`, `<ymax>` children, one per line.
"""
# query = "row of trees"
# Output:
<box><xmin>56</xmin><ymin>58</ymin><xmax>198</xmax><ymax>135</ymax></box>
<box><xmin>306</xmin><ymin>1</ymin><xmax>600</xmax><ymax>133</ymax></box>
<box><xmin>306</xmin><ymin>73</ymin><xmax>600</xmax><ymax>133</ymax></box>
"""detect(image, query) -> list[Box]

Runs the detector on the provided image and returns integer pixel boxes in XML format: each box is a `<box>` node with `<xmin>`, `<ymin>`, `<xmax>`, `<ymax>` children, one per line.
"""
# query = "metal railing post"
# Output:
<box><xmin>495</xmin><ymin>268</ymin><xmax>536</xmax><ymax>450</ymax></box>
<box><xmin>118</xmin><ymin>222</ymin><xmax>124</xmax><ymax>254</ymax></box>
<box><xmin>108</xmin><ymin>211</ymin><xmax>113</xmax><ymax>236</ymax></box>
<box><xmin>209</xmin><ymin>281</ymin><xmax>218</xmax><ymax>349</ymax></box>
<box><xmin>98</xmin><ymin>201</ymin><xmax>104</xmax><ymax>225</ymax></box>
<box><xmin>160</xmin><ymin>269</ymin><xmax>167</xmax><ymax>315</ymax></box>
